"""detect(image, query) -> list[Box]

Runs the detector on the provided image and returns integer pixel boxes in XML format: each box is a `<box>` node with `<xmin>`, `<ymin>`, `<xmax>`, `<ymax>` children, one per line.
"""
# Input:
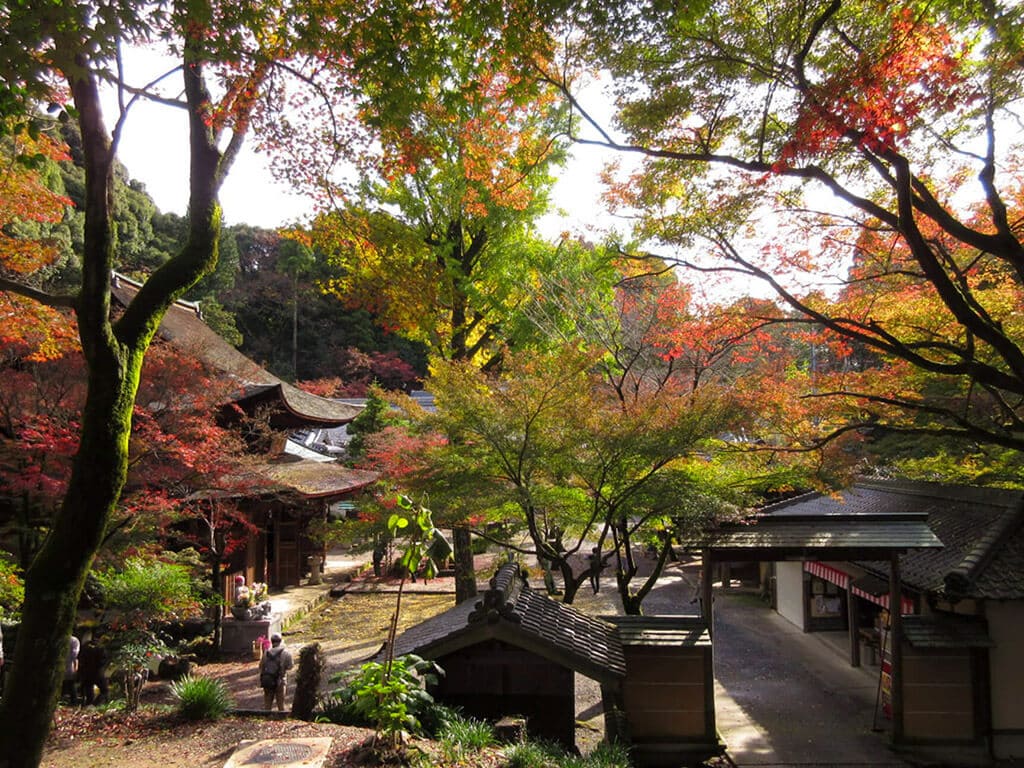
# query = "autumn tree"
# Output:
<box><xmin>222</xmin><ymin>225</ymin><xmax>426</xmax><ymax>385</ymax></box>
<box><xmin>422</xmin><ymin>333</ymin><xmax>746</xmax><ymax>612</ymax></box>
<box><xmin>427</xmin><ymin>349</ymin><xmax>598</xmax><ymax>603</ymax></box>
<box><xmin>552</xmin><ymin>0</ymin><xmax>1024</xmax><ymax>463</ymax></box>
<box><xmin>0</xmin><ymin>1</ymin><xmax>285</xmax><ymax>761</ymax></box>
<box><xmin>309</xmin><ymin>66</ymin><xmax>571</xmax><ymax>368</ymax></box>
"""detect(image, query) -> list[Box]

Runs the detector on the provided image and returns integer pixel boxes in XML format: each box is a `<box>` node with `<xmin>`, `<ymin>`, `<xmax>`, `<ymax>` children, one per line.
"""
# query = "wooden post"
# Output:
<box><xmin>452</xmin><ymin>525</ymin><xmax>477</xmax><ymax>604</ymax></box>
<box><xmin>847</xmin><ymin>589</ymin><xmax>861</xmax><ymax>667</ymax></box>
<box><xmin>702</xmin><ymin>550</ymin><xmax>714</xmax><ymax>639</ymax></box>
<box><xmin>889</xmin><ymin>552</ymin><xmax>904</xmax><ymax>743</ymax></box>
<box><xmin>601</xmin><ymin>682</ymin><xmax>626</xmax><ymax>744</ymax></box>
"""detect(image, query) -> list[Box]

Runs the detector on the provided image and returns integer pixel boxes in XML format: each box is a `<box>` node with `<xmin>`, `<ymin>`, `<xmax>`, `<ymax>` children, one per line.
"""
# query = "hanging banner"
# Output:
<box><xmin>879</xmin><ymin>611</ymin><xmax>892</xmax><ymax>719</ymax></box>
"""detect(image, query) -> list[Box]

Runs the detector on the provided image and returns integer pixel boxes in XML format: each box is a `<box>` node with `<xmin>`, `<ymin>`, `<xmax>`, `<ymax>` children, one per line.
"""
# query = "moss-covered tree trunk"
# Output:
<box><xmin>0</xmin><ymin>23</ymin><xmax>234</xmax><ymax>766</ymax></box>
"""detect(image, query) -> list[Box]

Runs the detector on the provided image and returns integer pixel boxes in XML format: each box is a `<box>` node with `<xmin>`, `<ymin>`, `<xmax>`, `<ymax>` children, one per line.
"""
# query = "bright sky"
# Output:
<box><xmin>104</xmin><ymin>48</ymin><xmax>618</xmax><ymax>239</ymax></box>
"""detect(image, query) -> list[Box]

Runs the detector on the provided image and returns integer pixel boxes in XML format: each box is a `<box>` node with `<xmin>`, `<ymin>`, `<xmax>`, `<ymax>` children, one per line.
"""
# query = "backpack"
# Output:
<box><xmin>260</xmin><ymin>651</ymin><xmax>282</xmax><ymax>689</ymax></box>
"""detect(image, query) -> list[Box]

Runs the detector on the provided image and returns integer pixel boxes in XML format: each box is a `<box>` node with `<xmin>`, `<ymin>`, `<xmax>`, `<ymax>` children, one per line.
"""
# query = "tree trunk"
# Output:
<box><xmin>291</xmin><ymin>275</ymin><xmax>299</xmax><ymax>380</ymax></box>
<box><xmin>452</xmin><ymin>525</ymin><xmax>477</xmax><ymax>603</ymax></box>
<box><xmin>0</xmin><ymin>30</ymin><xmax>228</xmax><ymax>766</ymax></box>
<box><xmin>0</xmin><ymin>358</ymin><xmax>140</xmax><ymax>768</ymax></box>
<box><xmin>619</xmin><ymin>537</ymin><xmax>674</xmax><ymax>616</ymax></box>
<box><xmin>556</xmin><ymin>558</ymin><xmax>586</xmax><ymax>604</ymax></box>
<box><xmin>211</xmin><ymin>554</ymin><xmax>224</xmax><ymax>650</ymax></box>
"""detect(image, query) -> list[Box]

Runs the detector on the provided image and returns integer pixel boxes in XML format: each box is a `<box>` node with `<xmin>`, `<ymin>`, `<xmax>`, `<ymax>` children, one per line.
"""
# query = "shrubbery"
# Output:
<box><xmin>437</xmin><ymin>711</ymin><xmax>496</xmax><ymax>761</ymax></box>
<box><xmin>318</xmin><ymin>653</ymin><xmax>443</xmax><ymax>739</ymax></box>
<box><xmin>169</xmin><ymin>675</ymin><xmax>234</xmax><ymax>720</ymax></box>
<box><xmin>0</xmin><ymin>553</ymin><xmax>24</xmax><ymax>621</ymax></box>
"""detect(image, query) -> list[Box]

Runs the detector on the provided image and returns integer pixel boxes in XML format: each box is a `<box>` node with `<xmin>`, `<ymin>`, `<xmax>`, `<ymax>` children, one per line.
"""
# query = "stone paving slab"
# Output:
<box><xmin>223</xmin><ymin>737</ymin><xmax>332</xmax><ymax>768</ymax></box>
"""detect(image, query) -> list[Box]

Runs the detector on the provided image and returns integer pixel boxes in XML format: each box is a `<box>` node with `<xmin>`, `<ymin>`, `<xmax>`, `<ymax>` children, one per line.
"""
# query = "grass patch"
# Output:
<box><xmin>505</xmin><ymin>740</ymin><xmax>632</xmax><ymax>768</ymax></box>
<box><xmin>438</xmin><ymin>711</ymin><xmax>496</xmax><ymax>761</ymax></box>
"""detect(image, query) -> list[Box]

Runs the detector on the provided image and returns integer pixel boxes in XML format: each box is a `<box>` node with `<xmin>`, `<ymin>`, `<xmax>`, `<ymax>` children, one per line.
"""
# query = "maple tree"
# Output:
<box><xmin>414</xmin><ymin>260</ymin><xmax>778</xmax><ymax>612</ymax></box>
<box><xmin>308</xmin><ymin>66</ymin><xmax>571</xmax><ymax>368</ymax></box>
<box><xmin>551</xmin><ymin>0</ymin><xmax>1024</xmax><ymax>463</ymax></box>
<box><xmin>0</xmin><ymin>313</ymin><xmax>260</xmax><ymax>641</ymax></box>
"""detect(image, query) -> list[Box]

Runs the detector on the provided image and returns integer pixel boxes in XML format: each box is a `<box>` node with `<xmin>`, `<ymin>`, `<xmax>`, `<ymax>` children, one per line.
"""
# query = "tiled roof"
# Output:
<box><xmin>974</xmin><ymin>523</ymin><xmax>1024</xmax><ymax>599</ymax></box>
<box><xmin>606</xmin><ymin>616</ymin><xmax>711</xmax><ymax>647</ymax></box>
<box><xmin>844</xmin><ymin>480</ymin><xmax>1024</xmax><ymax>600</ymax></box>
<box><xmin>186</xmin><ymin>456</ymin><xmax>377</xmax><ymax>501</ymax></box>
<box><xmin>685</xmin><ymin>518</ymin><xmax>942</xmax><ymax>554</ymax></box>
<box><xmin>110</xmin><ymin>274</ymin><xmax>360</xmax><ymax>426</ymax></box>
<box><xmin>902</xmin><ymin>614</ymin><xmax>993</xmax><ymax>648</ymax></box>
<box><xmin>759</xmin><ymin>479</ymin><xmax>1024</xmax><ymax>601</ymax></box>
<box><xmin>387</xmin><ymin>563</ymin><xmax>627</xmax><ymax>683</ymax></box>
<box><xmin>247</xmin><ymin>457</ymin><xmax>377</xmax><ymax>499</ymax></box>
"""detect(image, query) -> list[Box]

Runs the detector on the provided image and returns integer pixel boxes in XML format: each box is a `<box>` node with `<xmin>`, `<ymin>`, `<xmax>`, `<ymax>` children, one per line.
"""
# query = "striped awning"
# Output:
<box><xmin>804</xmin><ymin>562</ymin><xmax>915</xmax><ymax>614</ymax></box>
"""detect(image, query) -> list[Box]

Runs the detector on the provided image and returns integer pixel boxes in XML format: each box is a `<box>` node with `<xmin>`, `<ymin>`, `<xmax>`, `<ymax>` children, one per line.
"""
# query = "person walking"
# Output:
<box><xmin>258</xmin><ymin>633</ymin><xmax>293</xmax><ymax>712</ymax></box>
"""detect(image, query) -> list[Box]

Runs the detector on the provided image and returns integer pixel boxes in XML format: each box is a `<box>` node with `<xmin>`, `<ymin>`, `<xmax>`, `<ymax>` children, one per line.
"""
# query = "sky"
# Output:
<box><xmin>104</xmin><ymin>48</ymin><xmax>620</xmax><ymax>239</ymax></box>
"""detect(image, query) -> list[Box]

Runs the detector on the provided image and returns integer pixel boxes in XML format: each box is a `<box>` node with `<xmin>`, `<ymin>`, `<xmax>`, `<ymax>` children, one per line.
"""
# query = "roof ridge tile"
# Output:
<box><xmin>945</xmin><ymin>497</ymin><xmax>1024</xmax><ymax>597</ymax></box>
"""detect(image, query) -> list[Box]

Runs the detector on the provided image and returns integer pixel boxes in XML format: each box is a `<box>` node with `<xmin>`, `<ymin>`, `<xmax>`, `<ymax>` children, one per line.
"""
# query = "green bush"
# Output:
<box><xmin>0</xmin><ymin>553</ymin><xmax>24</xmax><ymax>621</ymax></box>
<box><xmin>169</xmin><ymin>675</ymin><xmax>234</xmax><ymax>721</ymax></box>
<box><xmin>319</xmin><ymin>654</ymin><xmax>443</xmax><ymax>740</ymax></box>
<box><xmin>470</xmin><ymin>536</ymin><xmax>490</xmax><ymax>555</ymax></box>
<box><xmin>95</xmin><ymin>557</ymin><xmax>200</xmax><ymax>619</ymax></box>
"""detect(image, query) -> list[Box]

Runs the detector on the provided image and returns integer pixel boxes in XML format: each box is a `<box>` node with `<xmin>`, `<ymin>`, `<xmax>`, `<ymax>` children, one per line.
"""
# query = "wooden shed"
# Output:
<box><xmin>606</xmin><ymin>616</ymin><xmax>716</xmax><ymax>767</ymax></box>
<box><xmin>745</xmin><ymin>480</ymin><xmax>1024</xmax><ymax>758</ymax></box>
<box><xmin>899</xmin><ymin>614</ymin><xmax>993</xmax><ymax>745</ymax></box>
<box><xmin>387</xmin><ymin>563</ymin><xmax>720</xmax><ymax>765</ymax></box>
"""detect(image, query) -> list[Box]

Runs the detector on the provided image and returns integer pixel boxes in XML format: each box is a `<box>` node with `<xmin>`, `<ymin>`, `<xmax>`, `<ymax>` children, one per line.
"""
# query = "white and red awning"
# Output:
<box><xmin>804</xmin><ymin>562</ymin><xmax>915</xmax><ymax>614</ymax></box>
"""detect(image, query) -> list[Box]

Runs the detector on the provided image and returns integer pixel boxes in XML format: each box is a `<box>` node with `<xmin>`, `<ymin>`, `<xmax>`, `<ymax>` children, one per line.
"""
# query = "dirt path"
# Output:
<box><xmin>165</xmin><ymin>591</ymin><xmax>457</xmax><ymax>711</ymax></box>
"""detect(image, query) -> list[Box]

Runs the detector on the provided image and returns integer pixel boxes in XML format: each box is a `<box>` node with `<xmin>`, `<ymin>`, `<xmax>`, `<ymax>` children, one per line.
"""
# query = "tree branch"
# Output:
<box><xmin>0</xmin><ymin>278</ymin><xmax>77</xmax><ymax>309</ymax></box>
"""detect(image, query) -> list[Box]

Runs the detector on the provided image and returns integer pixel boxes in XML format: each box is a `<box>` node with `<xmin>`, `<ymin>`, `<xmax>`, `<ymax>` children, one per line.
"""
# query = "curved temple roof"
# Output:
<box><xmin>111</xmin><ymin>273</ymin><xmax>361</xmax><ymax>426</ymax></box>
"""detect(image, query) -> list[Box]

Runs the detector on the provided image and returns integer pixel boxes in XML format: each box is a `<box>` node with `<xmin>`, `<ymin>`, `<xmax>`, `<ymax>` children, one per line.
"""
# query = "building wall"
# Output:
<box><xmin>776</xmin><ymin>561</ymin><xmax>805</xmax><ymax>630</ymax></box>
<box><xmin>622</xmin><ymin>645</ymin><xmax>713</xmax><ymax>742</ymax></box>
<box><xmin>901</xmin><ymin>644</ymin><xmax>975</xmax><ymax>742</ymax></box>
<box><xmin>436</xmin><ymin>641</ymin><xmax>576</xmax><ymax>749</ymax></box>
<box><xmin>987</xmin><ymin>600</ymin><xmax>1024</xmax><ymax>758</ymax></box>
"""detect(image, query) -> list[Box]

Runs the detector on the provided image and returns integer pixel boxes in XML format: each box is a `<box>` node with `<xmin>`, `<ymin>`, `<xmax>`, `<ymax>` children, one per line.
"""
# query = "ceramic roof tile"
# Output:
<box><xmin>606</xmin><ymin>616</ymin><xmax>711</xmax><ymax>647</ymax></box>
<box><xmin>386</xmin><ymin>563</ymin><xmax>626</xmax><ymax>679</ymax></box>
<box><xmin>111</xmin><ymin>274</ymin><xmax>360</xmax><ymax>425</ymax></box>
<box><xmin>902</xmin><ymin>615</ymin><xmax>993</xmax><ymax>648</ymax></box>
<box><xmin>769</xmin><ymin>480</ymin><xmax>1024</xmax><ymax>601</ymax></box>
<box><xmin>686</xmin><ymin>519</ymin><xmax>942</xmax><ymax>552</ymax></box>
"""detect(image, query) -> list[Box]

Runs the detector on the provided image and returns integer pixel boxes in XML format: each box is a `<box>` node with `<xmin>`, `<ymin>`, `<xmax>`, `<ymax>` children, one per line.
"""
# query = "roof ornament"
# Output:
<box><xmin>467</xmin><ymin>562</ymin><xmax>524</xmax><ymax>625</ymax></box>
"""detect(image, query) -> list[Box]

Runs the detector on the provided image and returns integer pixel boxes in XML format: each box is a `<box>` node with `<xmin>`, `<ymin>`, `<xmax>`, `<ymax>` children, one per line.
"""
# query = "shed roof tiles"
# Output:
<box><xmin>687</xmin><ymin>517</ymin><xmax>942</xmax><ymax>555</ymax></box>
<box><xmin>902</xmin><ymin>614</ymin><xmax>993</xmax><ymax>648</ymax></box>
<box><xmin>606</xmin><ymin>616</ymin><xmax>711</xmax><ymax>647</ymax></box>
<box><xmin>387</xmin><ymin>563</ymin><xmax>628</xmax><ymax>682</ymax></box>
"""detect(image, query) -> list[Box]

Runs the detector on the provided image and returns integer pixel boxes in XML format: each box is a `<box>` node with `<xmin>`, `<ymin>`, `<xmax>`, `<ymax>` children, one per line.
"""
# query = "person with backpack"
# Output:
<box><xmin>258</xmin><ymin>633</ymin><xmax>294</xmax><ymax>711</ymax></box>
